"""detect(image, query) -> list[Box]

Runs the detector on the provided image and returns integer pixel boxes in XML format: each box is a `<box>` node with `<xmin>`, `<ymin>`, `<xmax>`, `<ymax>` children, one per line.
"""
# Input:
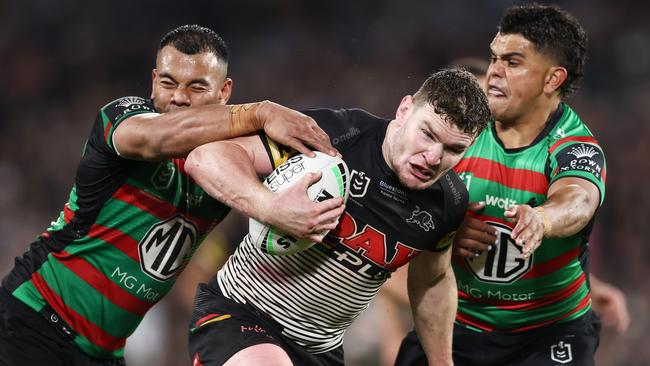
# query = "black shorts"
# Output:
<box><xmin>395</xmin><ymin>311</ymin><xmax>601</xmax><ymax>366</ymax></box>
<box><xmin>0</xmin><ymin>287</ymin><xmax>124</xmax><ymax>366</ymax></box>
<box><xmin>188</xmin><ymin>283</ymin><xmax>344</xmax><ymax>366</ymax></box>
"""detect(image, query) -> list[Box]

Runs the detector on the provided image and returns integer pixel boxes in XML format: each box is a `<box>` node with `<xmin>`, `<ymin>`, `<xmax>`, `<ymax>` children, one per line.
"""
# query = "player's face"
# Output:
<box><xmin>151</xmin><ymin>45</ymin><xmax>232</xmax><ymax>113</ymax></box>
<box><xmin>385</xmin><ymin>97</ymin><xmax>474</xmax><ymax>190</ymax></box>
<box><xmin>486</xmin><ymin>33</ymin><xmax>556</xmax><ymax>123</ymax></box>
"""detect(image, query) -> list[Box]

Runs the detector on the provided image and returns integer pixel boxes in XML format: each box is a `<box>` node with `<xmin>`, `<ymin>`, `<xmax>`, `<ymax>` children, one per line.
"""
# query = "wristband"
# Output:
<box><xmin>534</xmin><ymin>206</ymin><xmax>552</xmax><ymax>238</ymax></box>
<box><xmin>228</xmin><ymin>100</ymin><xmax>269</xmax><ymax>137</ymax></box>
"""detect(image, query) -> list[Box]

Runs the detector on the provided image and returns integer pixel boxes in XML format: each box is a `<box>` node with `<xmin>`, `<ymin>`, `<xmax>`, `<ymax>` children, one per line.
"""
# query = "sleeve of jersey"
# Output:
<box><xmin>549</xmin><ymin>139</ymin><xmax>606</xmax><ymax>205</ymax></box>
<box><xmin>258</xmin><ymin>107</ymin><xmax>352</xmax><ymax>168</ymax></box>
<box><xmin>431</xmin><ymin>172</ymin><xmax>470</xmax><ymax>252</ymax></box>
<box><xmin>258</xmin><ymin>132</ymin><xmax>296</xmax><ymax>169</ymax></box>
<box><xmin>96</xmin><ymin>96</ymin><xmax>156</xmax><ymax>155</ymax></box>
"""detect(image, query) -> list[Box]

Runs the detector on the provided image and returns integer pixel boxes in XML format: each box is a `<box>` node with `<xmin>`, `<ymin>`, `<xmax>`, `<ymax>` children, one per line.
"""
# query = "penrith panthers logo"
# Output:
<box><xmin>406</xmin><ymin>205</ymin><xmax>435</xmax><ymax>231</ymax></box>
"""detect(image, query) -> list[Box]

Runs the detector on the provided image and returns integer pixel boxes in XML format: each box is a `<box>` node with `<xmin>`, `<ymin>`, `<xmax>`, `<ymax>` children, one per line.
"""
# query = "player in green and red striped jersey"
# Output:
<box><xmin>397</xmin><ymin>4</ymin><xmax>605</xmax><ymax>366</ymax></box>
<box><xmin>0</xmin><ymin>25</ymin><xmax>341</xmax><ymax>366</ymax></box>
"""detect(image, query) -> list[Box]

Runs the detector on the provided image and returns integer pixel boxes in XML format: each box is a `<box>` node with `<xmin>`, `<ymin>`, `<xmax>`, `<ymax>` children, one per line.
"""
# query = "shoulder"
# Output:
<box><xmin>100</xmin><ymin>96</ymin><xmax>156</xmax><ymax>125</ymax></box>
<box><xmin>302</xmin><ymin>108</ymin><xmax>388</xmax><ymax>130</ymax></box>
<box><xmin>549</xmin><ymin>103</ymin><xmax>602</xmax><ymax>151</ymax></box>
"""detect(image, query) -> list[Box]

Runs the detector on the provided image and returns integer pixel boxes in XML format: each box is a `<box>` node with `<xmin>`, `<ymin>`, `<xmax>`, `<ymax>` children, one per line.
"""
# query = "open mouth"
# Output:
<box><xmin>487</xmin><ymin>85</ymin><xmax>506</xmax><ymax>97</ymax></box>
<box><xmin>409</xmin><ymin>163</ymin><xmax>433</xmax><ymax>181</ymax></box>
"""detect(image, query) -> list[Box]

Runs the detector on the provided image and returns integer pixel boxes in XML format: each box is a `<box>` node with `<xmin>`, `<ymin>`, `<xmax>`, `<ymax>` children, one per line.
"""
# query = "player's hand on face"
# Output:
<box><xmin>504</xmin><ymin>204</ymin><xmax>544</xmax><ymax>259</ymax></box>
<box><xmin>265</xmin><ymin>171</ymin><xmax>345</xmax><ymax>243</ymax></box>
<box><xmin>453</xmin><ymin>202</ymin><xmax>498</xmax><ymax>258</ymax></box>
<box><xmin>258</xmin><ymin>102</ymin><xmax>339</xmax><ymax>158</ymax></box>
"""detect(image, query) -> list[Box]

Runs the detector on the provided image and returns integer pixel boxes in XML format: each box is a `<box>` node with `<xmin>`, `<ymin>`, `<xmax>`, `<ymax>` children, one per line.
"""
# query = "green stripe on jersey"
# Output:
<box><xmin>37</xmin><ymin>257</ymin><xmax>142</xmax><ymax>335</ymax></box>
<box><xmin>453</xmin><ymin>103</ymin><xmax>603</xmax><ymax>331</ymax></box>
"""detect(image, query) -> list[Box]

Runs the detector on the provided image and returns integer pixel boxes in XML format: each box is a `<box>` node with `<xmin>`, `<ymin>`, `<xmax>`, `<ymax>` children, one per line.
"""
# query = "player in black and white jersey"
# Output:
<box><xmin>184</xmin><ymin>69</ymin><xmax>491</xmax><ymax>365</ymax></box>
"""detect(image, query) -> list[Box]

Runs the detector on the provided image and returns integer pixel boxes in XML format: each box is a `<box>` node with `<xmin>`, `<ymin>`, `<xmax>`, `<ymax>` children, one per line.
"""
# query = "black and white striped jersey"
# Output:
<box><xmin>209</xmin><ymin>108</ymin><xmax>468</xmax><ymax>353</ymax></box>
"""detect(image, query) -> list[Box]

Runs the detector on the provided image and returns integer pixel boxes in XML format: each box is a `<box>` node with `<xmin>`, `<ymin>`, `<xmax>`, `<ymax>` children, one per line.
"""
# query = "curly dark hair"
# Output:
<box><xmin>159</xmin><ymin>24</ymin><xmax>228</xmax><ymax>63</ymax></box>
<box><xmin>413</xmin><ymin>68</ymin><xmax>490</xmax><ymax>137</ymax></box>
<box><xmin>499</xmin><ymin>3</ymin><xmax>587</xmax><ymax>98</ymax></box>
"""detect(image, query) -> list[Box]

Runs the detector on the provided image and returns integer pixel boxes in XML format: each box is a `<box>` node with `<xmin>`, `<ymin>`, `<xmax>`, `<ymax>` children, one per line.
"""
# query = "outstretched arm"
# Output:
<box><xmin>113</xmin><ymin>101</ymin><xmax>337</xmax><ymax>160</ymax></box>
<box><xmin>185</xmin><ymin>136</ymin><xmax>345</xmax><ymax>242</ymax></box>
<box><xmin>505</xmin><ymin>177</ymin><xmax>600</xmax><ymax>259</ymax></box>
<box><xmin>408</xmin><ymin>249</ymin><xmax>456</xmax><ymax>366</ymax></box>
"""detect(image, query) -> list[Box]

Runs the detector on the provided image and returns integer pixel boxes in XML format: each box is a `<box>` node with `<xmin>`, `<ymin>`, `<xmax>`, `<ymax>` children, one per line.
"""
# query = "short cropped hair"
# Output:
<box><xmin>159</xmin><ymin>24</ymin><xmax>228</xmax><ymax>63</ymax></box>
<box><xmin>413</xmin><ymin>69</ymin><xmax>490</xmax><ymax>137</ymax></box>
<box><xmin>448</xmin><ymin>57</ymin><xmax>489</xmax><ymax>79</ymax></box>
<box><xmin>499</xmin><ymin>3</ymin><xmax>587</xmax><ymax>98</ymax></box>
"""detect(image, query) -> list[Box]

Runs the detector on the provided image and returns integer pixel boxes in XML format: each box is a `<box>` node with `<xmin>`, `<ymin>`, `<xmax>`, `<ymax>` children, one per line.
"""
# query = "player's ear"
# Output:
<box><xmin>395</xmin><ymin>95</ymin><xmax>414</xmax><ymax>125</ymax></box>
<box><xmin>543</xmin><ymin>66</ymin><xmax>567</xmax><ymax>95</ymax></box>
<box><xmin>150</xmin><ymin>69</ymin><xmax>158</xmax><ymax>99</ymax></box>
<box><xmin>218</xmin><ymin>78</ymin><xmax>233</xmax><ymax>105</ymax></box>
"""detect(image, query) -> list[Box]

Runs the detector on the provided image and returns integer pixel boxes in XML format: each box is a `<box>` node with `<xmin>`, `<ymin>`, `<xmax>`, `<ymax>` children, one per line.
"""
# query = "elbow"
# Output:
<box><xmin>185</xmin><ymin>146</ymin><xmax>206</xmax><ymax>181</ymax></box>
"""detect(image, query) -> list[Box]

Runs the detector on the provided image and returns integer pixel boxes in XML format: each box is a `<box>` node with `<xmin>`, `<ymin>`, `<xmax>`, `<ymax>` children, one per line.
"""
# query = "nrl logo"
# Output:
<box><xmin>117</xmin><ymin>97</ymin><xmax>146</xmax><ymax>108</ymax></box>
<box><xmin>568</xmin><ymin>144</ymin><xmax>598</xmax><ymax>159</ymax></box>
<box><xmin>550</xmin><ymin>341</ymin><xmax>573</xmax><ymax>364</ymax></box>
<box><xmin>406</xmin><ymin>205</ymin><xmax>435</xmax><ymax>232</ymax></box>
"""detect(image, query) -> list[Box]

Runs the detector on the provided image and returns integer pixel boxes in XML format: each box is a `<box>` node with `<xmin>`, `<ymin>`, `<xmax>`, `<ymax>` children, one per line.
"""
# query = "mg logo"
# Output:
<box><xmin>466</xmin><ymin>222</ymin><xmax>532</xmax><ymax>283</ymax></box>
<box><xmin>139</xmin><ymin>216</ymin><xmax>198</xmax><ymax>281</ymax></box>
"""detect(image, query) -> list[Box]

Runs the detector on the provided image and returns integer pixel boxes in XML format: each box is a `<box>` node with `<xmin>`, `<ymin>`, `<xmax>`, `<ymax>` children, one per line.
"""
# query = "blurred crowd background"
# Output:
<box><xmin>1</xmin><ymin>0</ymin><xmax>649</xmax><ymax>365</ymax></box>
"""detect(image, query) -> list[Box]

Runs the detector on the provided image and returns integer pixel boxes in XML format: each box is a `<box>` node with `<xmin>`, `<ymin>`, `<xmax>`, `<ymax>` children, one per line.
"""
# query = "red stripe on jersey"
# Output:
<box><xmin>522</xmin><ymin>247</ymin><xmax>580</xmax><ymax>280</ymax></box>
<box><xmin>52</xmin><ymin>251</ymin><xmax>152</xmax><ymax>316</ymax></box>
<box><xmin>31</xmin><ymin>272</ymin><xmax>126</xmax><ymax>351</ymax></box>
<box><xmin>113</xmin><ymin>184</ymin><xmax>213</xmax><ymax>232</ymax></box>
<box><xmin>457</xmin><ymin>277</ymin><xmax>590</xmax><ymax>332</ymax></box>
<box><xmin>172</xmin><ymin>158</ymin><xmax>187</xmax><ymax>175</ymax></box>
<box><xmin>193</xmin><ymin>353</ymin><xmax>204</xmax><ymax>366</ymax></box>
<box><xmin>510</xmin><ymin>293</ymin><xmax>591</xmax><ymax>332</ymax></box>
<box><xmin>549</xmin><ymin>136</ymin><xmax>599</xmax><ymax>154</ymax></box>
<box><xmin>455</xmin><ymin>311</ymin><xmax>494</xmax><ymax>332</ymax></box>
<box><xmin>63</xmin><ymin>203</ymin><xmax>75</xmax><ymax>224</ymax></box>
<box><xmin>458</xmin><ymin>271</ymin><xmax>585</xmax><ymax>311</ymax></box>
<box><xmin>103</xmin><ymin>121</ymin><xmax>113</xmax><ymax>143</ymax></box>
<box><xmin>454</xmin><ymin>157</ymin><xmax>548</xmax><ymax>195</ymax></box>
<box><xmin>86</xmin><ymin>224</ymin><xmax>139</xmax><ymax>262</ymax></box>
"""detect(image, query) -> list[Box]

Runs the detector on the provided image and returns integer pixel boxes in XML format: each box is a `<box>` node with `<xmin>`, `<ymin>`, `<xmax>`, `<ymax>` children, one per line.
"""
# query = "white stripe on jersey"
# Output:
<box><xmin>217</xmin><ymin>234</ymin><xmax>385</xmax><ymax>354</ymax></box>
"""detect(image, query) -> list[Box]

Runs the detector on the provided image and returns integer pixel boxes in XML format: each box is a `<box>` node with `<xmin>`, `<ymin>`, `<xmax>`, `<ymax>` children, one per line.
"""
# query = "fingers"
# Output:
<box><xmin>299</xmin><ymin>171</ymin><xmax>323</xmax><ymax>189</ymax></box>
<box><xmin>301</xmin><ymin>122</ymin><xmax>338</xmax><ymax>157</ymax></box>
<box><xmin>467</xmin><ymin>201</ymin><xmax>486</xmax><ymax>213</ymax></box>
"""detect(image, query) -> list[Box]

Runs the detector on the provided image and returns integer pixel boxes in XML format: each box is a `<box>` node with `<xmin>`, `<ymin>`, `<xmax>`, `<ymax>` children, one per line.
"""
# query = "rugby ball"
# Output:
<box><xmin>249</xmin><ymin>152</ymin><xmax>350</xmax><ymax>255</ymax></box>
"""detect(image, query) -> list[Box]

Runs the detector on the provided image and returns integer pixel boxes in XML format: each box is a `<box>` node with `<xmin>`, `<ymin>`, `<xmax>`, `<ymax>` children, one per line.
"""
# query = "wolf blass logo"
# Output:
<box><xmin>112</xmin><ymin>216</ymin><xmax>198</xmax><ymax>300</ymax></box>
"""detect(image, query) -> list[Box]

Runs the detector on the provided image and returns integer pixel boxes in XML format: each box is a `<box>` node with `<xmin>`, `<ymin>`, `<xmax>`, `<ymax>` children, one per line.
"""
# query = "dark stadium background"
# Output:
<box><xmin>1</xmin><ymin>1</ymin><xmax>648</xmax><ymax>365</ymax></box>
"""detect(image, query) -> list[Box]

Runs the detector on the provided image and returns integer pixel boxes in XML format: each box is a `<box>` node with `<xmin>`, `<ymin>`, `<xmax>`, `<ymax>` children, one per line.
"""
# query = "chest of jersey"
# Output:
<box><xmin>321</xmin><ymin>140</ymin><xmax>453</xmax><ymax>279</ymax></box>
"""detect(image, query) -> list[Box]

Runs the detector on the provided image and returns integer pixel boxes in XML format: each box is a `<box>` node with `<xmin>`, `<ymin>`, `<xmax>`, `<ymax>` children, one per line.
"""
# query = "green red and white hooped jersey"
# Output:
<box><xmin>452</xmin><ymin>103</ymin><xmax>606</xmax><ymax>332</ymax></box>
<box><xmin>2</xmin><ymin>96</ymin><xmax>230</xmax><ymax>359</ymax></box>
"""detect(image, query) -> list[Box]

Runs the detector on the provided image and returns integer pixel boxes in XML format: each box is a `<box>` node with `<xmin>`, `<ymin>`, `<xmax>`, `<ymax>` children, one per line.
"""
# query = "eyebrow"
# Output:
<box><xmin>490</xmin><ymin>50</ymin><xmax>525</xmax><ymax>60</ymax></box>
<box><xmin>426</xmin><ymin>122</ymin><xmax>469</xmax><ymax>152</ymax></box>
<box><xmin>159</xmin><ymin>72</ymin><xmax>209</xmax><ymax>86</ymax></box>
